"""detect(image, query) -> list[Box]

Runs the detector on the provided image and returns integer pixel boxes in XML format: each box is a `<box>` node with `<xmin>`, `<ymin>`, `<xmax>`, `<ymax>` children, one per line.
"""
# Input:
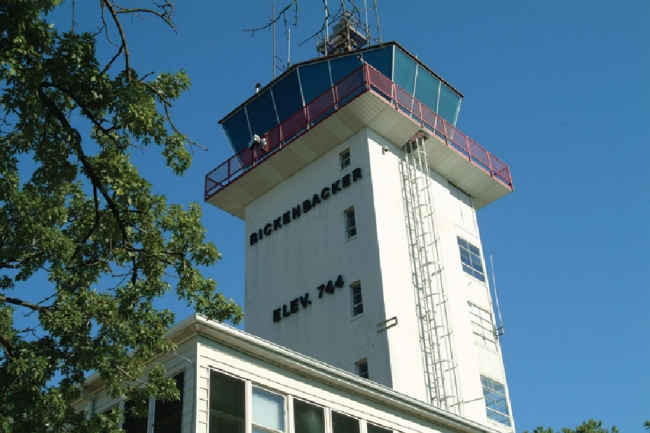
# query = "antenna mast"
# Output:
<box><xmin>490</xmin><ymin>255</ymin><xmax>506</xmax><ymax>338</ymax></box>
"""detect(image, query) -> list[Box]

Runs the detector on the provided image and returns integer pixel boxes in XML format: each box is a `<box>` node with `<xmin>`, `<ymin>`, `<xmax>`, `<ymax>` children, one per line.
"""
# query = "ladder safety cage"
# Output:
<box><xmin>401</xmin><ymin>131</ymin><xmax>462</xmax><ymax>415</ymax></box>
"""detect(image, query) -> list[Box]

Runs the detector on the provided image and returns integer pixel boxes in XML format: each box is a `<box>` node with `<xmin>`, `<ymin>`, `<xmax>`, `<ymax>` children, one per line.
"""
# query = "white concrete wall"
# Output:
<box><xmin>244</xmin><ymin>129</ymin><xmax>393</xmax><ymax>388</ymax></box>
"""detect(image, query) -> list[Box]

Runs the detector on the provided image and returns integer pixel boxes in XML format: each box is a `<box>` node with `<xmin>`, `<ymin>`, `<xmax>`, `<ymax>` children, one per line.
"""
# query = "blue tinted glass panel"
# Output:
<box><xmin>246</xmin><ymin>89</ymin><xmax>278</xmax><ymax>137</ymax></box>
<box><xmin>414</xmin><ymin>67</ymin><xmax>441</xmax><ymax>113</ymax></box>
<box><xmin>272</xmin><ymin>70</ymin><xmax>303</xmax><ymax>122</ymax></box>
<box><xmin>298</xmin><ymin>61</ymin><xmax>332</xmax><ymax>103</ymax></box>
<box><xmin>330</xmin><ymin>54</ymin><xmax>363</xmax><ymax>84</ymax></box>
<box><xmin>439</xmin><ymin>83</ymin><xmax>461</xmax><ymax>126</ymax></box>
<box><xmin>394</xmin><ymin>48</ymin><xmax>416</xmax><ymax>94</ymax></box>
<box><xmin>222</xmin><ymin>108</ymin><xmax>251</xmax><ymax>154</ymax></box>
<box><xmin>361</xmin><ymin>46</ymin><xmax>393</xmax><ymax>79</ymax></box>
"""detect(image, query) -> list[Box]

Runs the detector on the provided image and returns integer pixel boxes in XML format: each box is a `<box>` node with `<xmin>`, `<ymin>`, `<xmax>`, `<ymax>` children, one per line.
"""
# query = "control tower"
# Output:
<box><xmin>205</xmin><ymin>32</ymin><xmax>515</xmax><ymax>431</ymax></box>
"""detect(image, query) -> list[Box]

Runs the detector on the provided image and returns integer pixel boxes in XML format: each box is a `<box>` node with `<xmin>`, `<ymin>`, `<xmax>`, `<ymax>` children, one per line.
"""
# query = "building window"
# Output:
<box><xmin>153</xmin><ymin>372</ymin><xmax>184</xmax><ymax>433</ymax></box>
<box><xmin>468</xmin><ymin>302</ymin><xmax>497</xmax><ymax>351</ymax></box>
<box><xmin>293</xmin><ymin>400</ymin><xmax>325</xmax><ymax>433</ymax></box>
<box><xmin>345</xmin><ymin>207</ymin><xmax>357</xmax><ymax>239</ymax></box>
<box><xmin>122</xmin><ymin>400</ymin><xmax>148</xmax><ymax>433</ymax></box>
<box><xmin>457</xmin><ymin>237</ymin><xmax>485</xmax><ymax>282</ymax></box>
<box><xmin>252</xmin><ymin>387</ymin><xmax>286</xmax><ymax>433</ymax></box>
<box><xmin>367</xmin><ymin>424</ymin><xmax>393</xmax><ymax>433</ymax></box>
<box><xmin>210</xmin><ymin>370</ymin><xmax>245</xmax><ymax>433</ymax></box>
<box><xmin>481</xmin><ymin>375</ymin><xmax>511</xmax><ymax>426</ymax></box>
<box><xmin>350</xmin><ymin>282</ymin><xmax>363</xmax><ymax>317</ymax></box>
<box><xmin>355</xmin><ymin>359</ymin><xmax>369</xmax><ymax>379</ymax></box>
<box><xmin>332</xmin><ymin>411</ymin><xmax>360</xmax><ymax>433</ymax></box>
<box><xmin>340</xmin><ymin>148</ymin><xmax>351</xmax><ymax>170</ymax></box>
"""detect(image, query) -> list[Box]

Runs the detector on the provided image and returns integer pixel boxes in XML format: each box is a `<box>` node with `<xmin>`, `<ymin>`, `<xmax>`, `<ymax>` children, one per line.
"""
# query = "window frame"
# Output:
<box><xmin>339</xmin><ymin>148</ymin><xmax>351</xmax><ymax>171</ymax></box>
<box><xmin>344</xmin><ymin>207</ymin><xmax>357</xmax><ymax>240</ymax></box>
<box><xmin>355</xmin><ymin>359</ymin><xmax>369</xmax><ymax>379</ymax></box>
<box><xmin>457</xmin><ymin>236</ymin><xmax>486</xmax><ymax>282</ymax></box>
<box><xmin>480</xmin><ymin>375</ymin><xmax>511</xmax><ymax>426</ymax></box>
<box><xmin>252</xmin><ymin>386</ymin><xmax>287</xmax><ymax>433</ymax></box>
<box><xmin>468</xmin><ymin>302</ymin><xmax>497</xmax><ymax>350</ymax></box>
<box><xmin>350</xmin><ymin>281</ymin><xmax>363</xmax><ymax>317</ymax></box>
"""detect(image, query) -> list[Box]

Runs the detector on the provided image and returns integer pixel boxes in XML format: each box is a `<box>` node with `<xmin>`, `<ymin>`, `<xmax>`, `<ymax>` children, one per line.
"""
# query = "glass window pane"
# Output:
<box><xmin>393</xmin><ymin>48</ymin><xmax>416</xmax><ymax>95</ymax></box>
<box><xmin>438</xmin><ymin>83</ymin><xmax>461</xmax><ymax>126</ymax></box>
<box><xmin>272</xmin><ymin>70</ymin><xmax>303</xmax><ymax>122</ymax></box>
<box><xmin>330</xmin><ymin>54</ymin><xmax>363</xmax><ymax>84</ymax></box>
<box><xmin>252</xmin><ymin>387</ymin><xmax>285</xmax><ymax>431</ymax></box>
<box><xmin>222</xmin><ymin>108</ymin><xmax>251</xmax><ymax>154</ymax></box>
<box><xmin>154</xmin><ymin>372</ymin><xmax>184</xmax><ymax>433</ymax></box>
<box><xmin>362</xmin><ymin>46</ymin><xmax>393</xmax><ymax>79</ymax></box>
<box><xmin>122</xmin><ymin>400</ymin><xmax>148</xmax><ymax>433</ymax></box>
<box><xmin>414</xmin><ymin>67</ymin><xmax>441</xmax><ymax>112</ymax></box>
<box><xmin>332</xmin><ymin>411</ymin><xmax>360</xmax><ymax>433</ymax></box>
<box><xmin>293</xmin><ymin>400</ymin><xmax>325</xmax><ymax>433</ymax></box>
<box><xmin>368</xmin><ymin>424</ymin><xmax>393</xmax><ymax>433</ymax></box>
<box><xmin>247</xmin><ymin>89</ymin><xmax>278</xmax><ymax>138</ymax></box>
<box><xmin>210</xmin><ymin>371</ymin><xmax>245</xmax><ymax>433</ymax></box>
<box><xmin>298</xmin><ymin>62</ymin><xmax>332</xmax><ymax>103</ymax></box>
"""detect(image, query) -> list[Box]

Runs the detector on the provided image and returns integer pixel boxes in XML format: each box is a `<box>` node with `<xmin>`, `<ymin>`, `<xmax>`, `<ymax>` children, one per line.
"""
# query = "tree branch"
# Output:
<box><xmin>0</xmin><ymin>295</ymin><xmax>53</xmax><ymax>313</ymax></box>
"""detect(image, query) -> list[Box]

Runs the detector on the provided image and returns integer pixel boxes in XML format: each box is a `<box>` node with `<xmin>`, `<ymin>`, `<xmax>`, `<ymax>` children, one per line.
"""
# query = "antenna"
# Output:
<box><xmin>273</xmin><ymin>1</ymin><xmax>276</xmax><ymax>79</ymax></box>
<box><xmin>490</xmin><ymin>255</ymin><xmax>505</xmax><ymax>338</ymax></box>
<box><xmin>316</xmin><ymin>10</ymin><xmax>369</xmax><ymax>55</ymax></box>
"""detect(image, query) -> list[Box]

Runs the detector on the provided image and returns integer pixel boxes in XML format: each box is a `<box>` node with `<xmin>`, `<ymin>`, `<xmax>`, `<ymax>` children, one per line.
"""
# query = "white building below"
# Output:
<box><xmin>76</xmin><ymin>315</ymin><xmax>510</xmax><ymax>433</ymax></box>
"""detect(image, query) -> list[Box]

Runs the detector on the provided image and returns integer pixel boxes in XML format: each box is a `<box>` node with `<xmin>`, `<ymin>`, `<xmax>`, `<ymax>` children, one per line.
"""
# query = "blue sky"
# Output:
<box><xmin>43</xmin><ymin>1</ymin><xmax>649</xmax><ymax>431</ymax></box>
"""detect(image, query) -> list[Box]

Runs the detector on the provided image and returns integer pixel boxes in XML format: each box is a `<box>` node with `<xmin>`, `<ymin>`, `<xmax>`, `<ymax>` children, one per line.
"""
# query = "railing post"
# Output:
<box><xmin>486</xmin><ymin>152</ymin><xmax>493</xmax><ymax>178</ymax></box>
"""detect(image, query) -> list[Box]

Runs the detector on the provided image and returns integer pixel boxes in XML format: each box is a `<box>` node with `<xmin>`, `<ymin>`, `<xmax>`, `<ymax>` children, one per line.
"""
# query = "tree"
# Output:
<box><xmin>524</xmin><ymin>420</ymin><xmax>620</xmax><ymax>433</ymax></box>
<box><xmin>0</xmin><ymin>0</ymin><xmax>242</xmax><ymax>431</ymax></box>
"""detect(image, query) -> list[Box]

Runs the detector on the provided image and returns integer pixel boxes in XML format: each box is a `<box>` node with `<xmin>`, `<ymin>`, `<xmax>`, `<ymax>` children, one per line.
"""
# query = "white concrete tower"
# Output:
<box><xmin>205</xmin><ymin>40</ymin><xmax>515</xmax><ymax>431</ymax></box>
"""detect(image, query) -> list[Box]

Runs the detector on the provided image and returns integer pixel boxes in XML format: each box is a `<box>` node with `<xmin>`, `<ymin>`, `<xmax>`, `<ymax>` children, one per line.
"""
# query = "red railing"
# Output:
<box><xmin>205</xmin><ymin>64</ymin><xmax>512</xmax><ymax>201</ymax></box>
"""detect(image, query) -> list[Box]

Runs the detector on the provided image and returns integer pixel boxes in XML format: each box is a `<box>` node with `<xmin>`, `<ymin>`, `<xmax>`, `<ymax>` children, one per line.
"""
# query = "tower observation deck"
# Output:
<box><xmin>205</xmin><ymin>42</ymin><xmax>513</xmax><ymax>217</ymax></box>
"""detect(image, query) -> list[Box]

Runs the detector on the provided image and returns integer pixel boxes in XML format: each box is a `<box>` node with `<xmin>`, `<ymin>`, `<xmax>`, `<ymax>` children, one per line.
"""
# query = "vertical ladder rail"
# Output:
<box><xmin>401</xmin><ymin>133</ymin><xmax>462</xmax><ymax>415</ymax></box>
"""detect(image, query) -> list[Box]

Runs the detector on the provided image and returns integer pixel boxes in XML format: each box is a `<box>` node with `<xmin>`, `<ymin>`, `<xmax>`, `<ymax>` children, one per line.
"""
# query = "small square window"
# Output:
<box><xmin>457</xmin><ymin>237</ymin><xmax>485</xmax><ymax>282</ymax></box>
<box><xmin>481</xmin><ymin>375</ymin><xmax>511</xmax><ymax>426</ymax></box>
<box><xmin>350</xmin><ymin>282</ymin><xmax>363</xmax><ymax>317</ymax></box>
<box><xmin>345</xmin><ymin>207</ymin><xmax>357</xmax><ymax>240</ymax></box>
<box><xmin>340</xmin><ymin>148</ymin><xmax>351</xmax><ymax>170</ymax></box>
<box><xmin>355</xmin><ymin>359</ymin><xmax>369</xmax><ymax>379</ymax></box>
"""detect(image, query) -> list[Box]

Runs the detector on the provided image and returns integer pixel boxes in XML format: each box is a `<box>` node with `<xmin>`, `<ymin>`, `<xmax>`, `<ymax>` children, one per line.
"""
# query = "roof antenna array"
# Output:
<box><xmin>317</xmin><ymin>1</ymin><xmax>378</xmax><ymax>56</ymax></box>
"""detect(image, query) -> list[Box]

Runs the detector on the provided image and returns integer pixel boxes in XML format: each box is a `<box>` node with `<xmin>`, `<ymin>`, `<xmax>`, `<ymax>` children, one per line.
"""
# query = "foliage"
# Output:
<box><xmin>0</xmin><ymin>0</ymin><xmax>242</xmax><ymax>431</ymax></box>
<box><xmin>524</xmin><ymin>420</ymin><xmax>621</xmax><ymax>433</ymax></box>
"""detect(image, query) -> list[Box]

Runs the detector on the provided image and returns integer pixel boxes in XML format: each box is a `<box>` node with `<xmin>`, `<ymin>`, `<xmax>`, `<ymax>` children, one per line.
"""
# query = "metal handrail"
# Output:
<box><xmin>205</xmin><ymin>64</ymin><xmax>512</xmax><ymax>201</ymax></box>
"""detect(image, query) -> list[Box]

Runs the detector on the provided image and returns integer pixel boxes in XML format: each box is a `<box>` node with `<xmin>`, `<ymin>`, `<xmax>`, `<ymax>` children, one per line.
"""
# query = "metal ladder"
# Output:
<box><xmin>401</xmin><ymin>132</ymin><xmax>462</xmax><ymax>415</ymax></box>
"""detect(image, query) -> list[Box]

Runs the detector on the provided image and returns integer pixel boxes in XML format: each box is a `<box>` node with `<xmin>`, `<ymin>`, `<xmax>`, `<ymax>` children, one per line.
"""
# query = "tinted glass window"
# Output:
<box><xmin>330</xmin><ymin>54</ymin><xmax>363</xmax><ymax>84</ymax></box>
<box><xmin>210</xmin><ymin>371</ymin><xmax>245</xmax><ymax>433</ymax></box>
<box><xmin>438</xmin><ymin>83</ymin><xmax>461</xmax><ymax>126</ymax></box>
<box><xmin>298</xmin><ymin>62</ymin><xmax>332</xmax><ymax>103</ymax></box>
<box><xmin>393</xmin><ymin>48</ymin><xmax>416</xmax><ymax>95</ymax></box>
<box><xmin>293</xmin><ymin>400</ymin><xmax>325</xmax><ymax>433</ymax></box>
<box><xmin>362</xmin><ymin>46</ymin><xmax>393</xmax><ymax>79</ymax></box>
<box><xmin>332</xmin><ymin>411</ymin><xmax>359</xmax><ymax>433</ymax></box>
<box><xmin>222</xmin><ymin>108</ymin><xmax>251</xmax><ymax>154</ymax></box>
<box><xmin>122</xmin><ymin>400</ymin><xmax>148</xmax><ymax>433</ymax></box>
<box><xmin>414</xmin><ymin>67</ymin><xmax>441</xmax><ymax>113</ymax></box>
<box><xmin>246</xmin><ymin>89</ymin><xmax>278</xmax><ymax>138</ymax></box>
<box><xmin>271</xmin><ymin>69</ymin><xmax>303</xmax><ymax>122</ymax></box>
<box><xmin>154</xmin><ymin>372</ymin><xmax>184</xmax><ymax>433</ymax></box>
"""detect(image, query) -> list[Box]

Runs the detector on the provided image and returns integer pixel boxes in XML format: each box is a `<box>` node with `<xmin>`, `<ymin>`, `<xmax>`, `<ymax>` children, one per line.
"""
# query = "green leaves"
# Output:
<box><xmin>0</xmin><ymin>1</ymin><xmax>242</xmax><ymax>431</ymax></box>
